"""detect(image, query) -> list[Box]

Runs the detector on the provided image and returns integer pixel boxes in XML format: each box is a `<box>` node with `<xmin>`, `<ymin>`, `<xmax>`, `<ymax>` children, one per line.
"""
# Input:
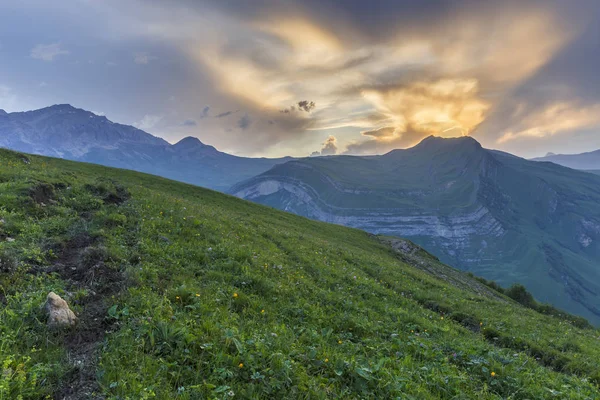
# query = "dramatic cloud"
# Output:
<box><xmin>498</xmin><ymin>101</ymin><xmax>600</xmax><ymax>143</ymax></box>
<box><xmin>30</xmin><ymin>43</ymin><xmax>69</xmax><ymax>61</ymax></box>
<box><xmin>3</xmin><ymin>0</ymin><xmax>600</xmax><ymax>156</ymax></box>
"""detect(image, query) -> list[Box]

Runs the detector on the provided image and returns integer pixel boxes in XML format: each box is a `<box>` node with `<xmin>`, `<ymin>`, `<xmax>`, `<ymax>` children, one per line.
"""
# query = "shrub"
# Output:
<box><xmin>505</xmin><ymin>284</ymin><xmax>537</xmax><ymax>308</ymax></box>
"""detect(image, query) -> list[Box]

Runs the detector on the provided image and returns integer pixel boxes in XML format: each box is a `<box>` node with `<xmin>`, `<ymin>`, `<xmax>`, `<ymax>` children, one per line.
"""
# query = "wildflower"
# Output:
<box><xmin>441</xmin><ymin>316</ymin><xmax>444</xmax><ymax>320</ymax></box>
<box><xmin>238</xmin><ymin>363</ymin><xmax>244</xmax><ymax>368</ymax></box>
<box><xmin>338</xmin><ymin>340</ymin><xmax>342</xmax><ymax>344</ymax></box>
<box><xmin>196</xmin><ymin>293</ymin><xmax>200</xmax><ymax>297</ymax></box>
<box><xmin>176</xmin><ymin>296</ymin><xmax>180</xmax><ymax>300</ymax></box>
<box><xmin>325</xmin><ymin>358</ymin><xmax>329</xmax><ymax>363</ymax></box>
<box><xmin>233</xmin><ymin>293</ymin><xmax>238</xmax><ymax>298</ymax></box>
<box><xmin>480</xmin><ymin>322</ymin><xmax>483</xmax><ymax>326</ymax></box>
<box><xmin>491</xmin><ymin>371</ymin><xmax>496</xmax><ymax>377</ymax></box>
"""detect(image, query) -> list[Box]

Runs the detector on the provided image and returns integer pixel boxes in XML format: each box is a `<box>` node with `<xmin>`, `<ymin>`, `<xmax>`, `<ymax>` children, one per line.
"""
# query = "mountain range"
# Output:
<box><xmin>0</xmin><ymin>104</ymin><xmax>290</xmax><ymax>191</ymax></box>
<box><xmin>3</xmin><ymin>104</ymin><xmax>600</xmax><ymax>324</ymax></box>
<box><xmin>532</xmin><ymin>150</ymin><xmax>600</xmax><ymax>171</ymax></box>
<box><xmin>232</xmin><ymin>136</ymin><xmax>600</xmax><ymax>324</ymax></box>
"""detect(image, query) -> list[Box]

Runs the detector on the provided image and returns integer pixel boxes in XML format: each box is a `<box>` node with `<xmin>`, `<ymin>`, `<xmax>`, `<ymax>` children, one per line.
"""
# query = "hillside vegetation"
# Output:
<box><xmin>1</xmin><ymin>149</ymin><xmax>600</xmax><ymax>399</ymax></box>
<box><xmin>232</xmin><ymin>136</ymin><xmax>600</xmax><ymax>325</ymax></box>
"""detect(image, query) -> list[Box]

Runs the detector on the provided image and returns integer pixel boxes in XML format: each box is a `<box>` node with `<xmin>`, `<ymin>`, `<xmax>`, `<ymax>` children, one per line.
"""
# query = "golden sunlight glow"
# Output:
<box><xmin>362</xmin><ymin>79</ymin><xmax>490</xmax><ymax>138</ymax></box>
<box><xmin>498</xmin><ymin>102</ymin><xmax>600</xmax><ymax>143</ymax></box>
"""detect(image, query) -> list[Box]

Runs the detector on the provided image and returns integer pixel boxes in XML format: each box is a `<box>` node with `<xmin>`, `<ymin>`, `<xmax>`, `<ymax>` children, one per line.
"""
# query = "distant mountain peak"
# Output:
<box><xmin>418</xmin><ymin>135</ymin><xmax>481</xmax><ymax>147</ymax></box>
<box><xmin>0</xmin><ymin>109</ymin><xmax>7</xmax><ymax>116</ymax></box>
<box><xmin>48</xmin><ymin>104</ymin><xmax>78</xmax><ymax>111</ymax></box>
<box><xmin>545</xmin><ymin>152</ymin><xmax>557</xmax><ymax>157</ymax></box>
<box><xmin>174</xmin><ymin>136</ymin><xmax>205</xmax><ymax>147</ymax></box>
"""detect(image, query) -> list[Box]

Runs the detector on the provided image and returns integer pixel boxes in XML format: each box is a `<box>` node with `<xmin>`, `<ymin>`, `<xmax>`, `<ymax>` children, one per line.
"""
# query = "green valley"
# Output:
<box><xmin>1</xmin><ymin>148</ymin><xmax>600</xmax><ymax>399</ymax></box>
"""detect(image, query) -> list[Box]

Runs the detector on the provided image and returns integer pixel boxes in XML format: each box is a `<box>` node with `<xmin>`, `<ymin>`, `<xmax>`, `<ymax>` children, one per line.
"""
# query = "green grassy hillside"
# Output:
<box><xmin>1</xmin><ymin>148</ymin><xmax>600</xmax><ymax>399</ymax></box>
<box><xmin>231</xmin><ymin>136</ymin><xmax>600</xmax><ymax>326</ymax></box>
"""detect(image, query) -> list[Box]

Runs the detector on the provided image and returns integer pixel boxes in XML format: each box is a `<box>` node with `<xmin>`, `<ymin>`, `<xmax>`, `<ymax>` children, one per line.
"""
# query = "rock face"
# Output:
<box><xmin>232</xmin><ymin>136</ymin><xmax>600</xmax><ymax>325</ymax></box>
<box><xmin>45</xmin><ymin>292</ymin><xmax>77</xmax><ymax>328</ymax></box>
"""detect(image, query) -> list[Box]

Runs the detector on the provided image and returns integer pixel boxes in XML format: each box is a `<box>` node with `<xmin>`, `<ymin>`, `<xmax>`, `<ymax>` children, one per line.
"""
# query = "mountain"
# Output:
<box><xmin>232</xmin><ymin>136</ymin><xmax>600</xmax><ymax>325</ymax></box>
<box><xmin>532</xmin><ymin>149</ymin><xmax>600</xmax><ymax>170</ymax></box>
<box><xmin>1</xmin><ymin>148</ymin><xmax>599</xmax><ymax>398</ymax></box>
<box><xmin>0</xmin><ymin>104</ymin><xmax>291</xmax><ymax>191</ymax></box>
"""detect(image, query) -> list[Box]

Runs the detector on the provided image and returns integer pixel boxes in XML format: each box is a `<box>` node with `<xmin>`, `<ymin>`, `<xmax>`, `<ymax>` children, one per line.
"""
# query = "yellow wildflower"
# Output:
<box><xmin>239</xmin><ymin>363</ymin><xmax>244</xmax><ymax>368</ymax></box>
<box><xmin>233</xmin><ymin>293</ymin><xmax>238</xmax><ymax>298</ymax></box>
<box><xmin>491</xmin><ymin>371</ymin><xmax>496</xmax><ymax>377</ymax></box>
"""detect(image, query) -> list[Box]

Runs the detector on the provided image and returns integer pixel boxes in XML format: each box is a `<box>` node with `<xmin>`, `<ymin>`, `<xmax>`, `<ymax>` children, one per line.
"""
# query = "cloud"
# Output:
<box><xmin>358</xmin><ymin>78</ymin><xmax>490</xmax><ymax>146</ymax></box>
<box><xmin>497</xmin><ymin>101</ymin><xmax>600</xmax><ymax>143</ymax></box>
<box><xmin>281</xmin><ymin>100</ymin><xmax>316</xmax><ymax>114</ymax></box>
<box><xmin>180</xmin><ymin>119</ymin><xmax>197</xmax><ymax>127</ymax></box>
<box><xmin>201</xmin><ymin>106</ymin><xmax>210</xmax><ymax>118</ymax></box>
<box><xmin>345</xmin><ymin>131</ymin><xmax>428</xmax><ymax>155</ymax></box>
<box><xmin>237</xmin><ymin>114</ymin><xmax>252</xmax><ymax>130</ymax></box>
<box><xmin>133</xmin><ymin>52</ymin><xmax>157</xmax><ymax>65</ymax></box>
<box><xmin>30</xmin><ymin>43</ymin><xmax>69</xmax><ymax>61</ymax></box>
<box><xmin>5</xmin><ymin>0</ymin><xmax>598</xmax><ymax>157</ymax></box>
<box><xmin>298</xmin><ymin>100</ymin><xmax>316</xmax><ymax>112</ymax></box>
<box><xmin>215</xmin><ymin>110</ymin><xmax>238</xmax><ymax>118</ymax></box>
<box><xmin>362</xmin><ymin>126</ymin><xmax>396</xmax><ymax>138</ymax></box>
<box><xmin>310</xmin><ymin>135</ymin><xmax>338</xmax><ymax>156</ymax></box>
<box><xmin>134</xmin><ymin>114</ymin><xmax>162</xmax><ymax>131</ymax></box>
<box><xmin>320</xmin><ymin>135</ymin><xmax>338</xmax><ymax>155</ymax></box>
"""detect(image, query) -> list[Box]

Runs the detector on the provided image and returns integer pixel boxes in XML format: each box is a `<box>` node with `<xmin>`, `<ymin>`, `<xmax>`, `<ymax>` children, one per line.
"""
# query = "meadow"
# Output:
<box><xmin>1</xmin><ymin>148</ymin><xmax>599</xmax><ymax>399</ymax></box>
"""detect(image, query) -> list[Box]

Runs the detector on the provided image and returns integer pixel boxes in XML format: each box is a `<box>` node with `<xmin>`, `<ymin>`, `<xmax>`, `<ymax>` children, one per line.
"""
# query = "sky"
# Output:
<box><xmin>1</xmin><ymin>0</ymin><xmax>599</xmax><ymax>158</ymax></box>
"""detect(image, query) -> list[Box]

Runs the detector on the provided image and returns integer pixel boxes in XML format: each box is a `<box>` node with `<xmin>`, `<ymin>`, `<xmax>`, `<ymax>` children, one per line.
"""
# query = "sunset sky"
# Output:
<box><xmin>1</xmin><ymin>0</ymin><xmax>599</xmax><ymax>157</ymax></box>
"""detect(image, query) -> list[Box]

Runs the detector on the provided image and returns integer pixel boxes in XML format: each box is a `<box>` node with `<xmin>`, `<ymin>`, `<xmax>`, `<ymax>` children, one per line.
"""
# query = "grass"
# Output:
<box><xmin>1</xmin><ymin>148</ymin><xmax>600</xmax><ymax>399</ymax></box>
<box><xmin>231</xmin><ymin>137</ymin><xmax>600</xmax><ymax>326</ymax></box>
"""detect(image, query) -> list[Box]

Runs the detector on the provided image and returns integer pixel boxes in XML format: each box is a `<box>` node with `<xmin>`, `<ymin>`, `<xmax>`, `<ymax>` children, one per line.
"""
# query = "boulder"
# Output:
<box><xmin>45</xmin><ymin>292</ymin><xmax>77</xmax><ymax>328</ymax></box>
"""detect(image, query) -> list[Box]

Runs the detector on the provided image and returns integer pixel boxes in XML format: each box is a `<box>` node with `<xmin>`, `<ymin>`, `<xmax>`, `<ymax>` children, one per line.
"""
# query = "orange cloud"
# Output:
<box><xmin>498</xmin><ymin>101</ymin><xmax>600</xmax><ymax>143</ymax></box>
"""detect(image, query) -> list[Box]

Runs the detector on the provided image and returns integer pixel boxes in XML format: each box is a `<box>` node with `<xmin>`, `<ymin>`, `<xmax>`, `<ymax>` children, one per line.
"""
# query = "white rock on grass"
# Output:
<box><xmin>45</xmin><ymin>292</ymin><xmax>77</xmax><ymax>328</ymax></box>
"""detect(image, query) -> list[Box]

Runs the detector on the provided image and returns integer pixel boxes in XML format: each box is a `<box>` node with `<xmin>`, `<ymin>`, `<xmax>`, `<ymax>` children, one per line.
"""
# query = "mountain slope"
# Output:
<box><xmin>532</xmin><ymin>149</ymin><xmax>600</xmax><ymax>170</ymax></box>
<box><xmin>0</xmin><ymin>104</ymin><xmax>291</xmax><ymax>191</ymax></box>
<box><xmin>1</xmin><ymin>148</ymin><xmax>599</xmax><ymax>398</ymax></box>
<box><xmin>232</xmin><ymin>136</ymin><xmax>600</xmax><ymax>325</ymax></box>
